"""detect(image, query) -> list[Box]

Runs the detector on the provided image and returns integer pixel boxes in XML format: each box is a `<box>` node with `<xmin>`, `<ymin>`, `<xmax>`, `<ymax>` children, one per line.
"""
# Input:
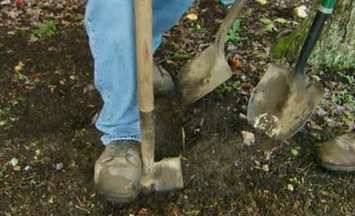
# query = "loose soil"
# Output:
<box><xmin>1</xmin><ymin>0</ymin><xmax>354</xmax><ymax>215</ymax></box>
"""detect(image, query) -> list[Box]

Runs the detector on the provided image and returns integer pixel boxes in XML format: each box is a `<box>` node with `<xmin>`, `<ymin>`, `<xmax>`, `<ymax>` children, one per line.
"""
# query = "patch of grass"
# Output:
<box><xmin>225</xmin><ymin>19</ymin><xmax>247</xmax><ymax>44</ymax></box>
<box><xmin>339</xmin><ymin>72</ymin><xmax>354</xmax><ymax>86</ymax></box>
<box><xmin>193</xmin><ymin>23</ymin><xmax>202</xmax><ymax>32</ymax></box>
<box><xmin>289</xmin><ymin>176</ymin><xmax>302</xmax><ymax>186</ymax></box>
<box><xmin>0</xmin><ymin>105</ymin><xmax>19</xmax><ymax>130</ymax></box>
<box><xmin>216</xmin><ymin>80</ymin><xmax>241</xmax><ymax>96</ymax></box>
<box><xmin>166</xmin><ymin>50</ymin><xmax>192</xmax><ymax>61</ymax></box>
<box><xmin>331</xmin><ymin>89</ymin><xmax>355</xmax><ymax>107</ymax></box>
<box><xmin>31</xmin><ymin>19</ymin><xmax>58</xmax><ymax>40</ymax></box>
<box><xmin>260</xmin><ymin>17</ymin><xmax>296</xmax><ymax>32</ymax></box>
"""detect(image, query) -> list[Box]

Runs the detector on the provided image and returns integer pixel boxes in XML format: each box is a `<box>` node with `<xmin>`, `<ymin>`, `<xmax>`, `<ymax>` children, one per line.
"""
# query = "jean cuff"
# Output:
<box><xmin>101</xmin><ymin>134</ymin><xmax>141</xmax><ymax>145</ymax></box>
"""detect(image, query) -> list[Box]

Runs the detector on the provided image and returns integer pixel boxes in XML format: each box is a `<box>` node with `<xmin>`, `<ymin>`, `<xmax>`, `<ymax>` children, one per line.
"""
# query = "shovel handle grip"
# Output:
<box><xmin>320</xmin><ymin>0</ymin><xmax>336</xmax><ymax>14</ymax></box>
<box><xmin>295</xmin><ymin>1</ymin><xmax>335</xmax><ymax>74</ymax></box>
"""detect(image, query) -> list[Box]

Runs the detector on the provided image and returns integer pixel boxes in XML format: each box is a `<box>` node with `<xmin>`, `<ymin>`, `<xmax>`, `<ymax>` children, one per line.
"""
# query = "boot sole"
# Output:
<box><xmin>99</xmin><ymin>190</ymin><xmax>139</xmax><ymax>204</ymax></box>
<box><xmin>321</xmin><ymin>162</ymin><xmax>355</xmax><ymax>172</ymax></box>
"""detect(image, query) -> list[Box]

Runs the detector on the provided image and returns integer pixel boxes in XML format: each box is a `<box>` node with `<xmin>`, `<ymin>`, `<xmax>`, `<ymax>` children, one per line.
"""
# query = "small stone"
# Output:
<box><xmin>0</xmin><ymin>0</ymin><xmax>11</xmax><ymax>6</ymax></box>
<box><xmin>241</xmin><ymin>131</ymin><xmax>256</xmax><ymax>146</ymax></box>
<box><xmin>254</xmin><ymin>160</ymin><xmax>260</xmax><ymax>166</ymax></box>
<box><xmin>55</xmin><ymin>163</ymin><xmax>63</xmax><ymax>170</ymax></box>
<box><xmin>35</xmin><ymin>149</ymin><xmax>41</xmax><ymax>155</ymax></box>
<box><xmin>324</xmin><ymin>117</ymin><xmax>336</xmax><ymax>128</ymax></box>
<box><xmin>262</xmin><ymin>164</ymin><xmax>269</xmax><ymax>172</ymax></box>
<box><xmin>334</xmin><ymin>105</ymin><xmax>346</xmax><ymax>114</ymax></box>
<box><xmin>24</xmin><ymin>165</ymin><xmax>31</xmax><ymax>171</ymax></box>
<box><xmin>324</xmin><ymin>88</ymin><xmax>331</xmax><ymax>98</ymax></box>
<box><xmin>290</xmin><ymin>148</ymin><xmax>299</xmax><ymax>156</ymax></box>
<box><xmin>239</xmin><ymin>113</ymin><xmax>247</xmax><ymax>120</ymax></box>
<box><xmin>241</xmin><ymin>75</ymin><xmax>247</xmax><ymax>81</ymax></box>
<box><xmin>311</xmin><ymin>75</ymin><xmax>321</xmax><ymax>82</ymax></box>
<box><xmin>234</xmin><ymin>160</ymin><xmax>240</xmax><ymax>167</ymax></box>
<box><xmin>0</xmin><ymin>120</ymin><xmax>7</xmax><ymax>126</ymax></box>
<box><xmin>13</xmin><ymin>166</ymin><xmax>21</xmax><ymax>171</ymax></box>
<box><xmin>10</xmin><ymin>158</ymin><xmax>19</xmax><ymax>167</ymax></box>
<box><xmin>48</xmin><ymin>197</ymin><xmax>54</xmax><ymax>204</ymax></box>
<box><xmin>316</xmin><ymin>107</ymin><xmax>327</xmax><ymax>116</ymax></box>
<box><xmin>294</xmin><ymin>5</ymin><xmax>308</xmax><ymax>18</ymax></box>
<box><xmin>256</xmin><ymin>0</ymin><xmax>267</xmax><ymax>5</ymax></box>
<box><xmin>287</xmin><ymin>184</ymin><xmax>294</xmax><ymax>191</ymax></box>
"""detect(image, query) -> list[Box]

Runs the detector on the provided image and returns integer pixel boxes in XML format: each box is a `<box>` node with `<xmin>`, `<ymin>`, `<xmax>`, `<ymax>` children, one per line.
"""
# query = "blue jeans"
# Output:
<box><xmin>85</xmin><ymin>0</ymin><xmax>193</xmax><ymax>145</ymax></box>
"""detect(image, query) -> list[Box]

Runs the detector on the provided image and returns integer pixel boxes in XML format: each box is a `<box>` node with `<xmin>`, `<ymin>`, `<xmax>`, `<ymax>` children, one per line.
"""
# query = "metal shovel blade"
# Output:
<box><xmin>140</xmin><ymin>157</ymin><xmax>183</xmax><ymax>193</ymax></box>
<box><xmin>247</xmin><ymin>64</ymin><xmax>323</xmax><ymax>140</ymax></box>
<box><xmin>177</xmin><ymin>0</ymin><xmax>246</xmax><ymax>105</ymax></box>
<box><xmin>178</xmin><ymin>45</ymin><xmax>232</xmax><ymax>105</ymax></box>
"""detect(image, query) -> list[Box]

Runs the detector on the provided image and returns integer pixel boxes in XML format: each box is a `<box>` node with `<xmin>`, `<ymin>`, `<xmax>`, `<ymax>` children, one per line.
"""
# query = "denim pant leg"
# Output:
<box><xmin>152</xmin><ymin>0</ymin><xmax>194</xmax><ymax>49</ymax></box>
<box><xmin>85</xmin><ymin>0</ymin><xmax>192</xmax><ymax>145</ymax></box>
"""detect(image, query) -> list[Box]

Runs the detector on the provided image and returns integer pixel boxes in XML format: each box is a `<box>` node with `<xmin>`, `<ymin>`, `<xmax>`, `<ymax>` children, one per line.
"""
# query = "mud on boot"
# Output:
<box><xmin>318</xmin><ymin>132</ymin><xmax>355</xmax><ymax>172</ymax></box>
<box><xmin>94</xmin><ymin>140</ymin><xmax>142</xmax><ymax>203</ymax></box>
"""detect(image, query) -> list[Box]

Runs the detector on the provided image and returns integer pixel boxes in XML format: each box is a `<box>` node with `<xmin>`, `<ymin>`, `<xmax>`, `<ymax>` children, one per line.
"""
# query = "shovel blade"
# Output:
<box><xmin>247</xmin><ymin>64</ymin><xmax>323</xmax><ymax>140</ymax></box>
<box><xmin>176</xmin><ymin>0</ymin><xmax>246</xmax><ymax>105</ymax></box>
<box><xmin>140</xmin><ymin>157</ymin><xmax>183</xmax><ymax>192</ymax></box>
<box><xmin>177</xmin><ymin>45</ymin><xmax>232</xmax><ymax>105</ymax></box>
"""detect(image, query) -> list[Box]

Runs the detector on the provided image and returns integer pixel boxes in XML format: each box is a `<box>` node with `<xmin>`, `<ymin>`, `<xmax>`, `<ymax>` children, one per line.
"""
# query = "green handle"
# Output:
<box><xmin>320</xmin><ymin>0</ymin><xmax>336</xmax><ymax>14</ymax></box>
<box><xmin>294</xmin><ymin>0</ymin><xmax>336</xmax><ymax>74</ymax></box>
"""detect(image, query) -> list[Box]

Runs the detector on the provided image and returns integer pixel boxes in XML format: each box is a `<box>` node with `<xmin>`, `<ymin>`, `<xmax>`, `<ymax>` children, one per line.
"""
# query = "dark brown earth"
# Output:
<box><xmin>1</xmin><ymin>0</ymin><xmax>355</xmax><ymax>215</ymax></box>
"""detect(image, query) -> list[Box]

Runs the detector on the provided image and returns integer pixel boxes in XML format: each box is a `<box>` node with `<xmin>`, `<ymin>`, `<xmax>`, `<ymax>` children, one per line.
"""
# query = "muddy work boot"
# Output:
<box><xmin>319</xmin><ymin>132</ymin><xmax>355</xmax><ymax>172</ymax></box>
<box><xmin>94</xmin><ymin>140</ymin><xmax>142</xmax><ymax>203</ymax></box>
<box><xmin>154</xmin><ymin>63</ymin><xmax>175</xmax><ymax>95</ymax></box>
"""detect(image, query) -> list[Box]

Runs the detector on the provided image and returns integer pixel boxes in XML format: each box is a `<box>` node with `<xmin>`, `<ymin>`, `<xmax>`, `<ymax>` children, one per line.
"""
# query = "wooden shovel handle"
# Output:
<box><xmin>135</xmin><ymin>0</ymin><xmax>154</xmax><ymax>113</ymax></box>
<box><xmin>216</xmin><ymin>0</ymin><xmax>246</xmax><ymax>51</ymax></box>
<box><xmin>134</xmin><ymin>0</ymin><xmax>155</xmax><ymax>174</ymax></box>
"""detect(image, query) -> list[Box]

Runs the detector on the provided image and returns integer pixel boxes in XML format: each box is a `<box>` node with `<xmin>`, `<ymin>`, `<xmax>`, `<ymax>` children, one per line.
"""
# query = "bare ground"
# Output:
<box><xmin>1</xmin><ymin>0</ymin><xmax>354</xmax><ymax>215</ymax></box>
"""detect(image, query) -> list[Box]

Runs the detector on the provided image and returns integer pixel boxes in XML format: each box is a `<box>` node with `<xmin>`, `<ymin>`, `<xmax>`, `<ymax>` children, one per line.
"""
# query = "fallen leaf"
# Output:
<box><xmin>241</xmin><ymin>131</ymin><xmax>256</xmax><ymax>146</ymax></box>
<box><xmin>256</xmin><ymin>0</ymin><xmax>267</xmax><ymax>5</ymax></box>
<box><xmin>228</xmin><ymin>57</ymin><xmax>241</xmax><ymax>73</ymax></box>
<box><xmin>274</xmin><ymin>18</ymin><xmax>289</xmax><ymax>24</ymax></box>
<box><xmin>14</xmin><ymin>61</ymin><xmax>24</xmax><ymax>73</ymax></box>
<box><xmin>186</xmin><ymin>13</ymin><xmax>198</xmax><ymax>21</ymax></box>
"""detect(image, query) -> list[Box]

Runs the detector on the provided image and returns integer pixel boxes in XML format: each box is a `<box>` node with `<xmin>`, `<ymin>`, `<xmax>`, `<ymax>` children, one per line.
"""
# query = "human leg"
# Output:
<box><xmin>85</xmin><ymin>0</ymin><xmax>139</xmax><ymax>145</ymax></box>
<box><xmin>152</xmin><ymin>0</ymin><xmax>194</xmax><ymax>50</ymax></box>
<box><xmin>85</xmin><ymin>0</ymin><xmax>193</xmax><ymax>145</ymax></box>
<box><xmin>85</xmin><ymin>0</ymin><xmax>192</xmax><ymax>203</ymax></box>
